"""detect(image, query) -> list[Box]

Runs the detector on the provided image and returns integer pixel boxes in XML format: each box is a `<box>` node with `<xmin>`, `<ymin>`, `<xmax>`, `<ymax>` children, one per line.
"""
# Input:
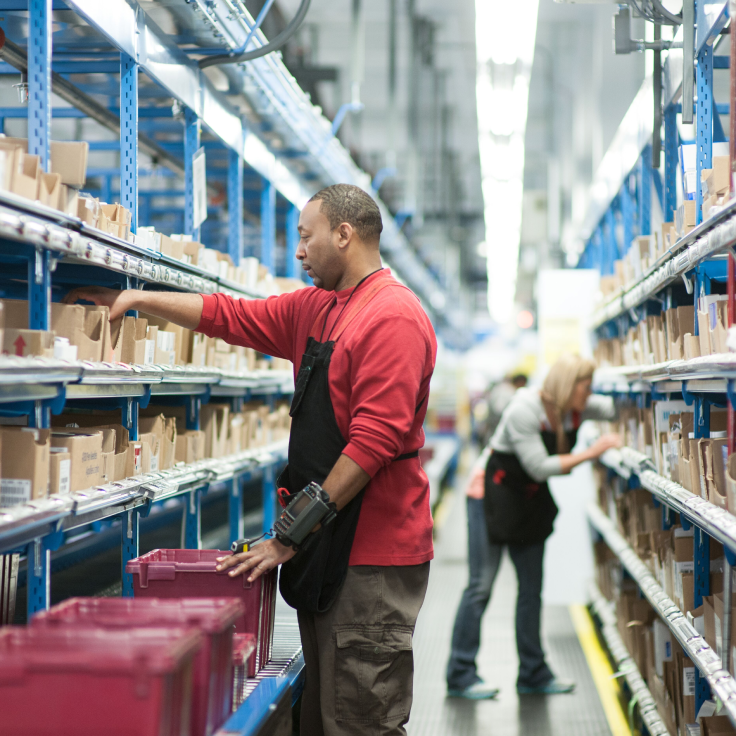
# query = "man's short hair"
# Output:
<box><xmin>308</xmin><ymin>184</ymin><xmax>383</xmax><ymax>243</ymax></box>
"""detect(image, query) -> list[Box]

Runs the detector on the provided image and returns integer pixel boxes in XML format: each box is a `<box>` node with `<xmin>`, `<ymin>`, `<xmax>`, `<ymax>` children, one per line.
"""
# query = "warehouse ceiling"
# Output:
<box><xmin>274</xmin><ymin>0</ymin><xmax>487</xmax><ymax>328</ymax></box>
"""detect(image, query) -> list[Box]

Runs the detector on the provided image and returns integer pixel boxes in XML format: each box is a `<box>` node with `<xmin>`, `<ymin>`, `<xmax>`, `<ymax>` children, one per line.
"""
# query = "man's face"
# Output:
<box><xmin>296</xmin><ymin>200</ymin><xmax>342</xmax><ymax>290</ymax></box>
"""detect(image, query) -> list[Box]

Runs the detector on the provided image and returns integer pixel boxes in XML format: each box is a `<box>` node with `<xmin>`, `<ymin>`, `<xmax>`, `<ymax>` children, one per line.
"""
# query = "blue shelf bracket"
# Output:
<box><xmin>183</xmin><ymin>487</ymin><xmax>204</xmax><ymax>549</ymax></box>
<box><xmin>26</xmin><ymin>520</ymin><xmax>63</xmax><ymax>618</ymax></box>
<box><xmin>285</xmin><ymin>202</ymin><xmax>301</xmax><ymax>278</ymax></box>
<box><xmin>695</xmin><ymin>42</ymin><xmax>713</xmax><ymax>226</ymax></box>
<box><xmin>260</xmin><ymin>177</ymin><xmax>276</xmax><ymax>274</ymax></box>
<box><xmin>184</xmin><ymin>107</ymin><xmax>201</xmax><ymax>241</ymax></box>
<box><xmin>682</xmin><ymin>381</ymin><xmax>696</xmax><ymax>407</ymax></box>
<box><xmin>122</xmin><ymin>508</ymin><xmax>140</xmax><ymax>597</ymax></box>
<box><xmin>727</xmin><ymin>380</ymin><xmax>736</xmax><ymax>410</ymax></box>
<box><xmin>664</xmin><ymin>105</ymin><xmax>677</xmax><ymax>223</ymax></box>
<box><xmin>186</xmin><ymin>395</ymin><xmax>201</xmax><ymax>431</ymax></box>
<box><xmin>28</xmin><ymin>248</ymin><xmax>51</xmax><ymax>331</ymax></box>
<box><xmin>694</xmin><ymin>524</ymin><xmax>712</xmax><ymax>713</ymax></box>
<box><xmin>228</xmin><ymin>148</ymin><xmax>244</xmax><ymax>266</ymax></box>
<box><xmin>120</xmin><ymin>52</ymin><xmax>138</xmax><ymax>233</ymax></box>
<box><xmin>638</xmin><ymin>144</ymin><xmax>652</xmax><ymax>236</ymax></box>
<box><xmin>229</xmin><ymin>474</ymin><xmax>244</xmax><ymax>546</ymax></box>
<box><xmin>28</xmin><ymin>0</ymin><xmax>52</xmax><ymax>171</ymax></box>
<box><xmin>262</xmin><ymin>463</ymin><xmax>276</xmax><ymax>535</ymax></box>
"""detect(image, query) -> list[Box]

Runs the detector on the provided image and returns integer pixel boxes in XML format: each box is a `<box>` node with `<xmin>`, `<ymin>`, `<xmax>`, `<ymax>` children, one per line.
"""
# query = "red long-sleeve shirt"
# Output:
<box><xmin>197</xmin><ymin>269</ymin><xmax>436</xmax><ymax>566</ymax></box>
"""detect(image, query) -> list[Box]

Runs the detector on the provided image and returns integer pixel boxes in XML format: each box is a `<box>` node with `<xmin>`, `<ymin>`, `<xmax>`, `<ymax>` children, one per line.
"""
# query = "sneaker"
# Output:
<box><xmin>517</xmin><ymin>679</ymin><xmax>575</xmax><ymax>695</ymax></box>
<box><xmin>447</xmin><ymin>681</ymin><xmax>500</xmax><ymax>700</ymax></box>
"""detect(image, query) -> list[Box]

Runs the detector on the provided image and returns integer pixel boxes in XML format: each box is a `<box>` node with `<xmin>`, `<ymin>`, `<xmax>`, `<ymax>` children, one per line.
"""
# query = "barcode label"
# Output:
<box><xmin>58</xmin><ymin>459</ymin><xmax>71</xmax><ymax>495</ymax></box>
<box><xmin>683</xmin><ymin>666</ymin><xmax>695</xmax><ymax>696</ymax></box>
<box><xmin>0</xmin><ymin>478</ymin><xmax>32</xmax><ymax>508</ymax></box>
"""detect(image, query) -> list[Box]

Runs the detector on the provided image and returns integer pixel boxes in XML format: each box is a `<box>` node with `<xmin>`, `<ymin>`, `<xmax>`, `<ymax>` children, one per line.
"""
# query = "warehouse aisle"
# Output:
<box><xmin>407</xmin><ymin>475</ymin><xmax>612</xmax><ymax>736</ymax></box>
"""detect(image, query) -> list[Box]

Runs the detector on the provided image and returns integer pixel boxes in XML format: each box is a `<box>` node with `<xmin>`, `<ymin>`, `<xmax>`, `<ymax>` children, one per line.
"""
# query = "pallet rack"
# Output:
<box><xmin>578</xmin><ymin>0</ymin><xmax>736</xmax><ymax>728</ymax></box>
<box><xmin>0</xmin><ymin>1</ymin><xmax>449</xmax><ymax>732</ymax></box>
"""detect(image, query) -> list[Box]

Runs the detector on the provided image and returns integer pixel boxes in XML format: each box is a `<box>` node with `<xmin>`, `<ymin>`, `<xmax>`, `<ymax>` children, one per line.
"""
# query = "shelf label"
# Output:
<box><xmin>192</xmin><ymin>147</ymin><xmax>207</xmax><ymax>229</ymax></box>
<box><xmin>683</xmin><ymin>666</ymin><xmax>695</xmax><ymax>696</ymax></box>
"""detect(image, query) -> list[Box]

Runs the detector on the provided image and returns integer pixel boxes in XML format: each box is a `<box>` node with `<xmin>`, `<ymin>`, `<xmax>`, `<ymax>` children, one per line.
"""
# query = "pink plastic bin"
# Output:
<box><xmin>126</xmin><ymin>549</ymin><xmax>277</xmax><ymax>674</ymax></box>
<box><xmin>0</xmin><ymin>625</ymin><xmax>201</xmax><ymax>736</ymax></box>
<box><xmin>32</xmin><ymin>597</ymin><xmax>243</xmax><ymax>736</ymax></box>
<box><xmin>232</xmin><ymin>633</ymin><xmax>256</xmax><ymax>709</ymax></box>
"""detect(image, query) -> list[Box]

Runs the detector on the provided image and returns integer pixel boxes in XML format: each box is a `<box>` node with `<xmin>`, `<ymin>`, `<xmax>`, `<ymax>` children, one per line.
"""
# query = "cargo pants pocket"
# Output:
<box><xmin>334</xmin><ymin>626</ymin><xmax>414</xmax><ymax>724</ymax></box>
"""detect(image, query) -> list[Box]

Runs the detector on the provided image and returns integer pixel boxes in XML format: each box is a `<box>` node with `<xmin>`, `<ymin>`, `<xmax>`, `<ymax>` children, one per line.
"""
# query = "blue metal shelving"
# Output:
<box><xmin>580</xmin><ymin>4</ymin><xmax>736</xmax><ymax>721</ymax></box>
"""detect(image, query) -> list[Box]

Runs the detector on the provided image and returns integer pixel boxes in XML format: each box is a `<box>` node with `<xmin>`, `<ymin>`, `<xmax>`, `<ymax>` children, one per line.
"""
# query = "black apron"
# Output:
<box><xmin>278</xmin><ymin>275</ymin><xmax>418</xmax><ymax>613</ymax></box>
<box><xmin>484</xmin><ymin>422</ymin><xmax>579</xmax><ymax>546</ymax></box>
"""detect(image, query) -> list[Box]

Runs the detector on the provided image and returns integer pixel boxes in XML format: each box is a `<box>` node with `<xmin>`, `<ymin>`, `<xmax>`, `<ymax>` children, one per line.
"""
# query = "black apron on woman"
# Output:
<box><xmin>484</xmin><ymin>421</ymin><xmax>580</xmax><ymax>546</ymax></box>
<box><xmin>277</xmin><ymin>274</ymin><xmax>419</xmax><ymax>614</ymax></box>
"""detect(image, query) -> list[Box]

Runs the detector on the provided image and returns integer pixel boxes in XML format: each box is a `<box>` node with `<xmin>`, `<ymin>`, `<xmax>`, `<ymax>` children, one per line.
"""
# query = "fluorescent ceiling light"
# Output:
<box><xmin>475</xmin><ymin>0</ymin><xmax>539</xmax><ymax>324</ymax></box>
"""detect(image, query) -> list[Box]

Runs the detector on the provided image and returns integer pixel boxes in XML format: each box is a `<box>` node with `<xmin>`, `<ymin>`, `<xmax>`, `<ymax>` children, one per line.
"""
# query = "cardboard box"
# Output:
<box><xmin>190</xmin><ymin>333</ymin><xmax>208</xmax><ymax>367</ymax></box>
<box><xmin>3</xmin><ymin>300</ymin><xmax>108</xmax><ymax>363</ymax></box>
<box><xmin>175</xmin><ymin>430</ymin><xmax>205</xmax><ymax>464</ymax></box>
<box><xmin>0</xmin><ymin>142</ymin><xmax>21</xmax><ymax>192</ymax></box>
<box><xmin>201</xmin><ymin>403</ymin><xmax>230</xmax><ymax>459</ymax></box>
<box><xmin>59</xmin><ymin>184</ymin><xmax>79</xmax><ymax>217</ymax></box>
<box><xmin>666</xmin><ymin>305</ymin><xmax>695</xmax><ymax>361</ymax></box>
<box><xmin>1</xmin><ymin>137</ymin><xmax>89</xmax><ymax>186</ymax></box>
<box><xmin>121</xmin><ymin>316</ymin><xmax>148</xmax><ymax>365</ymax></box>
<box><xmin>50</xmin><ymin>429</ymin><xmax>104</xmax><ymax>492</ymax></box>
<box><xmin>141</xmin><ymin>313</ymin><xmax>191</xmax><ymax>366</ymax></box>
<box><xmin>3</xmin><ymin>328</ymin><xmax>55</xmax><ymax>358</ymax></box>
<box><xmin>77</xmin><ymin>195</ymin><xmax>99</xmax><ymax>227</ymax></box>
<box><xmin>138</xmin><ymin>414</ymin><xmax>165</xmax><ymax>472</ymax></box>
<box><xmin>38</xmin><ymin>172</ymin><xmax>62</xmax><ymax>210</ymax></box>
<box><xmin>0</xmin><ymin>427</ymin><xmax>50</xmax><ymax>506</ymax></box>
<box><xmin>702</xmin><ymin>155</ymin><xmax>730</xmax><ymax>197</ymax></box>
<box><xmin>13</xmin><ymin>152</ymin><xmax>40</xmax><ymax>201</ymax></box>
<box><xmin>701</xmin><ymin>715</ymin><xmax>736</xmax><ymax>735</ymax></box>
<box><xmin>159</xmin><ymin>234</ymin><xmax>186</xmax><ymax>260</ymax></box>
<box><xmin>144</xmin><ymin>325</ymin><xmax>157</xmax><ymax>365</ymax></box>
<box><xmin>49</xmin><ymin>449</ymin><xmax>71</xmax><ymax>496</ymax></box>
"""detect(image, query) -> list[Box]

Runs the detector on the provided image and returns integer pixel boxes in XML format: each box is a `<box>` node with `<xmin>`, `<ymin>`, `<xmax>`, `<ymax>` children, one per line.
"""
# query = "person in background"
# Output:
<box><xmin>445</xmin><ymin>373</ymin><xmax>526</xmax><ymax>700</ymax></box>
<box><xmin>446</xmin><ymin>355</ymin><xmax>619</xmax><ymax>699</ymax></box>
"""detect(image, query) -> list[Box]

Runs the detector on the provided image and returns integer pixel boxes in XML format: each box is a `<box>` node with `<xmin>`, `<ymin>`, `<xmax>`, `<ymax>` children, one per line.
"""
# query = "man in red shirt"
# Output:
<box><xmin>64</xmin><ymin>184</ymin><xmax>436</xmax><ymax>735</ymax></box>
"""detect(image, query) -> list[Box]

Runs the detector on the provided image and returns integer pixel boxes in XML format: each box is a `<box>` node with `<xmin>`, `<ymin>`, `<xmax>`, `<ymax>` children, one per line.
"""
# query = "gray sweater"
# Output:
<box><xmin>489</xmin><ymin>388</ymin><xmax>615</xmax><ymax>482</ymax></box>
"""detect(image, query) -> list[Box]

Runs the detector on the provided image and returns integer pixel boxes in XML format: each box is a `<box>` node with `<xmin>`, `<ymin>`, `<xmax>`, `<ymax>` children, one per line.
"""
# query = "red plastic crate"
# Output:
<box><xmin>32</xmin><ymin>597</ymin><xmax>243</xmax><ymax>736</ymax></box>
<box><xmin>0</xmin><ymin>625</ymin><xmax>201</xmax><ymax>736</ymax></box>
<box><xmin>126</xmin><ymin>549</ymin><xmax>277</xmax><ymax>673</ymax></box>
<box><xmin>232</xmin><ymin>633</ymin><xmax>256</xmax><ymax>709</ymax></box>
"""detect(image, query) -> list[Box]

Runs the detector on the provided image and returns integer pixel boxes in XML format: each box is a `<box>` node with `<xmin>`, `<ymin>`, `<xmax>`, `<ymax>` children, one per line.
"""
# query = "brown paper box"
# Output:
<box><xmin>175</xmin><ymin>430</ymin><xmax>205</xmax><ymax>464</ymax></box>
<box><xmin>141</xmin><ymin>313</ymin><xmax>191</xmax><ymax>366</ymax></box>
<box><xmin>3</xmin><ymin>328</ymin><xmax>54</xmax><ymax>358</ymax></box>
<box><xmin>684</xmin><ymin>334</ymin><xmax>701</xmax><ymax>360</ymax></box>
<box><xmin>201</xmin><ymin>403</ymin><xmax>230</xmax><ymax>459</ymax></box>
<box><xmin>77</xmin><ymin>195</ymin><xmax>99</xmax><ymax>226</ymax></box>
<box><xmin>38</xmin><ymin>172</ymin><xmax>62</xmax><ymax>210</ymax></box>
<box><xmin>121</xmin><ymin>316</ymin><xmax>148</xmax><ymax>365</ymax></box>
<box><xmin>159</xmin><ymin>235</ymin><xmax>185</xmax><ymax>260</ymax></box>
<box><xmin>1</xmin><ymin>137</ymin><xmax>89</xmax><ymax>186</ymax></box>
<box><xmin>59</xmin><ymin>184</ymin><xmax>79</xmax><ymax>217</ymax></box>
<box><xmin>702</xmin><ymin>715</ymin><xmax>736</xmax><ymax>735</ymax></box>
<box><xmin>50</xmin><ymin>430</ymin><xmax>103</xmax><ymax>492</ymax></box>
<box><xmin>49</xmin><ymin>450</ymin><xmax>71</xmax><ymax>495</ymax></box>
<box><xmin>0</xmin><ymin>427</ymin><xmax>49</xmax><ymax>506</ymax></box>
<box><xmin>0</xmin><ymin>142</ymin><xmax>21</xmax><ymax>192</ymax></box>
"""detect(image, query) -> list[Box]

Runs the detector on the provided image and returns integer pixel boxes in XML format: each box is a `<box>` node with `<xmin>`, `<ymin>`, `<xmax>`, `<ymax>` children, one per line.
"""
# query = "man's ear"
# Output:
<box><xmin>336</xmin><ymin>222</ymin><xmax>354</xmax><ymax>249</ymax></box>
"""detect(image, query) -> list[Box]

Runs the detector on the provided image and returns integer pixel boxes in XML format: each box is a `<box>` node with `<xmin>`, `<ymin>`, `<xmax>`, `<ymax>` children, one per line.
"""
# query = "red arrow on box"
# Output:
<box><xmin>13</xmin><ymin>335</ymin><xmax>26</xmax><ymax>356</ymax></box>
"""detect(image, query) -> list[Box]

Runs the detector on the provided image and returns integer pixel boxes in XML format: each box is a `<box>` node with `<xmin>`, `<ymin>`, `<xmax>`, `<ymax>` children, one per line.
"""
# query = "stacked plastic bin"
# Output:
<box><xmin>126</xmin><ymin>549</ymin><xmax>278</xmax><ymax>675</ymax></box>
<box><xmin>0</xmin><ymin>625</ymin><xmax>203</xmax><ymax>736</ymax></box>
<box><xmin>32</xmin><ymin>597</ymin><xmax>244</xmax><ymax>736</ymax></box>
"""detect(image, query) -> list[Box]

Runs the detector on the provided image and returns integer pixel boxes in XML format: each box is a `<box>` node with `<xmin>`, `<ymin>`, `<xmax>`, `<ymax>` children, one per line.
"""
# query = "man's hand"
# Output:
<box><xmin>216</xmin><ymin>538</ymin><xmax>296</xmax><ymax>582</ymax></box>
<box><xmin>63</xmin><ymin>286</ymin><xmax>136</xmax><ymax>321</ymax></box>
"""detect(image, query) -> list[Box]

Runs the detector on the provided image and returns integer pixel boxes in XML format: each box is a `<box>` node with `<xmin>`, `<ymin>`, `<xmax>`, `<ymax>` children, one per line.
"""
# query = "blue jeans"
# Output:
<box><xmin>445</xmin><ymin>497</ymin><xmax>554</xmax><ymax>690</ymax></box>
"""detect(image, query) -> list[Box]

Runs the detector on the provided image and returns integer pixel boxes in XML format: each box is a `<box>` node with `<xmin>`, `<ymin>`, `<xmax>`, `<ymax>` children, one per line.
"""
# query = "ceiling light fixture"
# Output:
<box><xmin>475</xmin><ymin>0</ymin><xmax>539</xmax><ymax>324</ymax></box>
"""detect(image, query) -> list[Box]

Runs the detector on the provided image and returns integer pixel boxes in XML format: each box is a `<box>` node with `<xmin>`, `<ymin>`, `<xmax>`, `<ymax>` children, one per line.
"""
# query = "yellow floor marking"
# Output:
<box><xmin>569</xmin><ymin>603</ymin><xmax>631</xmax><ymax>736</ymax></box>
<box><xmin>432</xmin><ymin>487</ymin><xmax>455</xmax><ymax>532</ymax></box>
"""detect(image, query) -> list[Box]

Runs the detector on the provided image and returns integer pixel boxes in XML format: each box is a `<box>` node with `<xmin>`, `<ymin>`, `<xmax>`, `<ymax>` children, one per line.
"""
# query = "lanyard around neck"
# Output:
<box><xmin>319</xmin><ymin>268</ymin><xmax>384</xmax><ymax>343</ymax></box>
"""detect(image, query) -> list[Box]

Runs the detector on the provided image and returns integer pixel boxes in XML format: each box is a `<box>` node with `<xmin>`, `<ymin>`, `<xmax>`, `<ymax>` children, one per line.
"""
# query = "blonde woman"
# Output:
<box><xmin>446</xmin><ymin>354</ymin><xmax>619</xmax><ymax>699</ymax></box>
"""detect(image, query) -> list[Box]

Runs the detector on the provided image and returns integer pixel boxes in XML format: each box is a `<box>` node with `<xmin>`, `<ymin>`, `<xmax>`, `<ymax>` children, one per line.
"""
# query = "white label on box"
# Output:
<box><xmin>133</xmin><ymin>445</ymin><xmax>142</xmax><ymax>474</ymax></box>
<box><xmin>144</xmin><ymin>339</ymin><xmax>155</xmax><ymax>365</ymax></box>
<box><xmin>676</xmin><ymin>561</ymin><xmax>694</xmax><ymax>574</ymax></box>
<box><xmin>716</xmin><ymin>614</ymin><xmax>723</xmax><ymax>657</ymax></box>
<box><xmin>683</xmin><ymin>666</ymin><xmax>695</xmax><ymax>696</ymax></box>
<box><xmin>58</xmin><ymin>459</ymin><xmax>71</xmax><ymax>495</ymax></box>
<box><xmin>150</xmin><ymin>454</ymin><xmax>159</xmax><ymax>472</ymax></box>
<box><xmin>0</xmin><ymin>478</ymin><xmax>32</xmax><ymax>508</ymax></box>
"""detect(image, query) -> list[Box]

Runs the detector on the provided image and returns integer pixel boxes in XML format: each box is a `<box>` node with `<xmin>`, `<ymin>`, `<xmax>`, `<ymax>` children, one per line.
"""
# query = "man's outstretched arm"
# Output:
<box><xmin>63</xmin><ymin>286</ymin><xmax>203</xmax><ymax>328</ymax></box>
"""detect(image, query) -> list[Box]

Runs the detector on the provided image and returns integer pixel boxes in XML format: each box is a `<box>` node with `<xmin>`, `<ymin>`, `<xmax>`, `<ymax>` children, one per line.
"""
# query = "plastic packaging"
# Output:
<box><xmin>33</xmin><ymin>596</ymin><xmax>243</xmax><ymax>736</ymax></box>
<box><xmin>126</xmin><ymin>549</ymin><xmax>277</xmax><ymax>673</ymax></box>
<box><xmin>0</xmin><ymin>625</ymin><xmax>201</xmax><ymax>736</ymax></box>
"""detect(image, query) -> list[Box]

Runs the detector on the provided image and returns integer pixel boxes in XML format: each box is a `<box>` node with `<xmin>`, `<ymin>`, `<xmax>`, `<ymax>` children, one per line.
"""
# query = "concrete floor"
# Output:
<box><xmin>406</xmin><ymin>474</ymin><xmax>613</xmax><ymax>736</ymax></box>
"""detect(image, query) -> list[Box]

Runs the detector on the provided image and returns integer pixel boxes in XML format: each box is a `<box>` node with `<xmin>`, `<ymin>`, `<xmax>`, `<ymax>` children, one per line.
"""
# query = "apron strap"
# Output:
<box><xmin>308</xmin><ymin>278</ymin><xmax>407</xmax><ymax>341</ymax></box>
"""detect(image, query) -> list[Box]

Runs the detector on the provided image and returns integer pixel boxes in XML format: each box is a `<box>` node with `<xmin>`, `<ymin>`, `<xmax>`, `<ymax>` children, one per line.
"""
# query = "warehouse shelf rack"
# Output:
<box><xmin>0</xmin><ymin>0</ymin><xmax>469</xmax><ymax>344</ymax></box>
<box><xmin>0</xmin><ymin>3</ymin><xmax>316</xmax><ymax>725</ymax></box>
<box><xmin>587</xmin><ymin>502</ymin><xmax>736</xmax><ymax>723</ymax></box>
<box><xmin>578</xmin><ymin>3</ymin><xmax>736</xmax><ymax>721</ymax></box>
<box><xmin>588</xmin><ymin>582</ymin><xmax>672</xmax><ymax>736</ymax></box>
